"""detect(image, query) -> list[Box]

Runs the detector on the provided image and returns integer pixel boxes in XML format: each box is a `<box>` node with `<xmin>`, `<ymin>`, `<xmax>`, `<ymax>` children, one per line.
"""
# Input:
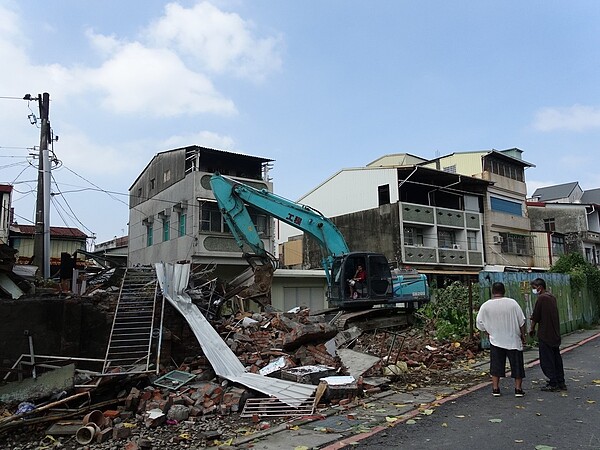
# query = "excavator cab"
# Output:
<box><xmin>328</xmin><ymin>252</ymin><xmax>394</xmax><ymax>309</ymax></box>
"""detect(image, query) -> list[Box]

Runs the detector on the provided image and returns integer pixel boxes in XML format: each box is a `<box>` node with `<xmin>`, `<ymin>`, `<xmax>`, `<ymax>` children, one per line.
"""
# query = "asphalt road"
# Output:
<box><xmin>343</xmin><ymin>336</ymin><xmax>600</xmax><ymax>450</ymax></box>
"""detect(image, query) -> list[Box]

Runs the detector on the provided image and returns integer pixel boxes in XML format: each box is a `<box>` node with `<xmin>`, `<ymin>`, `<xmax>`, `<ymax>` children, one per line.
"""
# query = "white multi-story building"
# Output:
<box><xmin>279</xmin><ymin>154</ymin><xmax>491</xmax><ymax>281</ymax></box>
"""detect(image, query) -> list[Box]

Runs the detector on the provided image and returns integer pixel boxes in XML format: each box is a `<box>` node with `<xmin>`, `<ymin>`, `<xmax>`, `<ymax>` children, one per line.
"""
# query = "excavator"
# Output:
<box><xmin>209</xmin><ymin>173</ymin><xmax>429</xmax><ymax>324</ymax></box>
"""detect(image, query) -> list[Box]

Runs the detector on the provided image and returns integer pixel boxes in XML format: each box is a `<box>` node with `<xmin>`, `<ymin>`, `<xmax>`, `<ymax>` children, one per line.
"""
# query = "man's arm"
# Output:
<box><xmin>475</xmin><ymin>308</ymin><xmax>486</xmax><ymax>332</ymax></box>
<box><xmin>529</xmin><ymin>319</ymin><xmax>537</xmax><ymax>337</ymax></box>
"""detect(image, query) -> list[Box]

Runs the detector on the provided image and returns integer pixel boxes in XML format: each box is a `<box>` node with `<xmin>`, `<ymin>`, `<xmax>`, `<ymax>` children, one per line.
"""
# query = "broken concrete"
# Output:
<box><xmin>0</xmin><ymin>364</ymin><xmax>75</xmax><ymax>403</ymax></box>
<box><xmin>337</xmin><ymin>348</ymin><xmax>381</xmax><ymax>380</ymax></box>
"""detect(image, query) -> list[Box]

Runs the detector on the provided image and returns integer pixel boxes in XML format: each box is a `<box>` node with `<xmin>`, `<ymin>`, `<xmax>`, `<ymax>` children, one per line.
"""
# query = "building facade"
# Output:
<box><xmin>9</xmin><ymin>225</ymin><xmax>88</xmax><ymax>267</ymax></box>
<box><xmin>527</xmin><ymin>185</ymin><xmax>600</xmax><ymax>268</ymax></box>
<box><xmin>422</xmin><ymin>148</ymin><xmax>535</xmax><ymax>269</ymax></box>
<box><xmin>128</xmin><ymin>146</ymin><xmax>274</xmax><ymax>277</ymax></box>
<box><xmin>280</xmin><ymin>158</ymin><xmax>491</xmax><ymax>283</ymax></box>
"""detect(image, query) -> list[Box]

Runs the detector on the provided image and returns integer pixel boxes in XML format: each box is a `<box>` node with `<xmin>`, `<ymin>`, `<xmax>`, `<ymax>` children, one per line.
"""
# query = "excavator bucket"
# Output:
<box><xmin>222</xmin><ymin>256</ymin><xmax>275</xmax><ymax>310</ymax></box>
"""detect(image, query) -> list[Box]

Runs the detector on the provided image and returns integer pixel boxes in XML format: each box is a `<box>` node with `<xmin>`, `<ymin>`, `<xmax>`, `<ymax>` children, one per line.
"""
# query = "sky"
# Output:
<box><xmin>1</xmin><ymin>1</ymin><xmax>600</xmax><ymax>245</ymax></box>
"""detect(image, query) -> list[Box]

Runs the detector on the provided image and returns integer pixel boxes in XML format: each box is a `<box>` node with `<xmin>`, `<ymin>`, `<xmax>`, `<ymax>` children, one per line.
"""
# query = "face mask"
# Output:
<box><xmin>531</xmin><ymin>288</ymin><xmax>538</xmax><ymax>295</ymax></box>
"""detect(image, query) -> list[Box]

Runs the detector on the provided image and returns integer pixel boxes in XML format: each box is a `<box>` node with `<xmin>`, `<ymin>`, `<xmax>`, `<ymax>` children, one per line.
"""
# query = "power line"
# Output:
<box><xmin>50</xmin><ymin>173</ymin><xmax>95</xmax><ymax>235</ymax></box>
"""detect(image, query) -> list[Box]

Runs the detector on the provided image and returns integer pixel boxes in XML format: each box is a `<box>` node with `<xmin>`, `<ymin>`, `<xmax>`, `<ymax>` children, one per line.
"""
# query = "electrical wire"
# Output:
<box><xmin>50</xmin><ymin>174</ymin><xmax>95</xmax><ymax>236</ymax></box>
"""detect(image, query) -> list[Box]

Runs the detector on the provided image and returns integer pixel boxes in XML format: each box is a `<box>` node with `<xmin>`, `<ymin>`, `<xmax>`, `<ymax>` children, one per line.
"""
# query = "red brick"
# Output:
<box><xmin>103</xmin><ymin>410</ymin><xmax>120</xmax><ymax>419</ymax></box>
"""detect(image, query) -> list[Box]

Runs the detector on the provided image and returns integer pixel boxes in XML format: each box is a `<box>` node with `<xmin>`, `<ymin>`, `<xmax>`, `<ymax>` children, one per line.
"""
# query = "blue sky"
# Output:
<box><xmin>1</xmin><ymin>0</ymin><xmax>600</xmax><ymax>244</ymax></box>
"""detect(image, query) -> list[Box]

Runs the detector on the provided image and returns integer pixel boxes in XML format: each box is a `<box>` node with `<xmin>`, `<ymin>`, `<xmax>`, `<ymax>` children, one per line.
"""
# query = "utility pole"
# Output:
<box><xmin>33</xmin><ymin>92</ymin><xmax>51</xmax><ymax>279</ymax></box>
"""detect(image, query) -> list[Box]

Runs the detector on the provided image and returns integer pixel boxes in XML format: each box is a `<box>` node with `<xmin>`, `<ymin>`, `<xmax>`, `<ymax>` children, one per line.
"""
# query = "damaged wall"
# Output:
<box><xmin>0</xmin><ymin>299</ymin><xmax>111</xmax><ymax>368</ymax></box>
<box><xmin>305</xmin><ymin>203</ymin><xmax>402</xmax><ymax>269</ymax></box>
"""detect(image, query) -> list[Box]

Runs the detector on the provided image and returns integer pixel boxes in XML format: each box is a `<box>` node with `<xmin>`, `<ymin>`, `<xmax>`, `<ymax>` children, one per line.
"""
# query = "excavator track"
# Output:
<box><xmin>332</xmin><ymin>308</ymin><xmax>413</xmax><ymax>331</ymax></box>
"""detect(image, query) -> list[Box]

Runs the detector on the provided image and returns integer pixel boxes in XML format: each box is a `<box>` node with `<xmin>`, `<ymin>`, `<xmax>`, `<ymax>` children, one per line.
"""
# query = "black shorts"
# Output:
<box><xmin>489</xmin><ymin>344</ymin><xmax>525</xmax><ymax>379</ymax></box>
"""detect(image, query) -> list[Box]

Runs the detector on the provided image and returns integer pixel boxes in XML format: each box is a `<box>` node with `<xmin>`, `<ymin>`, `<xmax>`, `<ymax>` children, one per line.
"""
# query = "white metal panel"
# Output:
<box><xmin>155</xmin><ymin>262</ymin><xmax>315</xmax><ymax>407</ymax></box>
<box><xmin>300</xmin><ymin>167</ymin><xmax>399</xmax><ymax>218</ymax></box>
<box><xmin>278</xmin><ymin>167</ymin><xmax>399</xmax><ymax>244</ymax></box>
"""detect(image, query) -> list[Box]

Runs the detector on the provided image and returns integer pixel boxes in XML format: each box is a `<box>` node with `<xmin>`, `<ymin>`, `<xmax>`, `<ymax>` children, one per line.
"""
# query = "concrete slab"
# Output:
<box><xmin>304</xmin><ymin>414</ymin><xmax>379</xmax><ymax>433</ymax></box>
<box><xmin>45</xmin><ymin>422</ymin><xmax>83</xmax><ymax>436</ymax></box>
<box><xmin>248</xmin><ymin>428</ymin><xmax>343</xmax><ymax>450</ymax></box>
<box><xmin>0</xmin><ymin>364</ymin><xmax>75</xmax><ymax>403</ymax></box>
<box><xmin>337</xmin><ymin>348</ymin><xmax>380</xmax><ymax>379</ymax></box>
<box><xmin>382</xmin><ymin>391</ymin><xmax>437</xmax><ymax>405</ymax></box>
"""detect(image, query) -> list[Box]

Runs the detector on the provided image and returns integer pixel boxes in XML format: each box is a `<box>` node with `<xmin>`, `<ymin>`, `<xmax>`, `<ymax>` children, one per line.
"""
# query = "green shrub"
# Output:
<box><xmin>415</xmin><ymin>281</ymin><xmax>478</xmax><ymax>340</ymax></box>
<box><xmin>550</xmin><ymin>252</ymin><xmax>600</xmax><ymax>299</ymax></box>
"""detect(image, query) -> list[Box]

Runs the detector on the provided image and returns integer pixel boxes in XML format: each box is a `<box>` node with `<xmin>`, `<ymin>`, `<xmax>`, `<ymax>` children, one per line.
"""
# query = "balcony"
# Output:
<box><xmin>436</xmin><ymin>208</ymin><xmax>464</xmax><ymax>227</ymax></box>
<box><xmin>401</xmin><ymin>204</ymin><xmax>435</xmax><ymax>224</ymax></box>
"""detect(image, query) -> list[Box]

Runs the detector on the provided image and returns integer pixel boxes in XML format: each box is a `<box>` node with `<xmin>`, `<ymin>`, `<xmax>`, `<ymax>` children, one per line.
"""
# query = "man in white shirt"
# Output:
<box><xmin>476</xmin><ymin>282</ymin><xmax>527</xmax><ymax>397</ymax></box>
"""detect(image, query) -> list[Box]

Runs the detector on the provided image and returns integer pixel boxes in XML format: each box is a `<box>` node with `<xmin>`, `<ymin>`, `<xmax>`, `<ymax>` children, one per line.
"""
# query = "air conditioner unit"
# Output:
<box><xmin>452</xmin><ymin>244</ymin><xmax>461</xmax><ymax>250</ymax></box>
<box><xmin>493</xmin><ymin>235</ymin><xmax>503</xmax><ymax>244</ymax></box>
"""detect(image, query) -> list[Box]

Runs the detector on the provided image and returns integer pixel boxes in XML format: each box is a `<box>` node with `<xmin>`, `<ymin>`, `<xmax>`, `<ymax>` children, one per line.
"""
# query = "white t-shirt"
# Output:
<box><xmin>476</xmin><ymin>297</ymin><xmax>526</xmax><ymax>350</ymax></box>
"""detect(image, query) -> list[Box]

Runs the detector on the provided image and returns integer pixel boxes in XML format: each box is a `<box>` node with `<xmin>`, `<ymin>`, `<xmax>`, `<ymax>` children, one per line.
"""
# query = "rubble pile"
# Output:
<box><xmin>351</xmin><ymin>327</ymin><xmax>484</xmax><ymax>387</ymax></box>
<box><xmin>0</xmin><ymin>300</ymin><xmax>488</xmax><ymax>449</ymax></box>
<box><xmin>217</xmin><ymin>308</ymin><xmax>340</xmax><ymax>373</ymax></box>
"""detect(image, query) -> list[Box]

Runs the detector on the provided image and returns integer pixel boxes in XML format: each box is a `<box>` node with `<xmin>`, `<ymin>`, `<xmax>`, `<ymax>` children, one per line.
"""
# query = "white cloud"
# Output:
<box><xmin>0</xmin><ymin>2</ymin><xmax>278</xmax><ymax>120</ymax></box>
<box><xmin>533</xmin><ymin>105</ymin><xmax>600</xmax><ymax>132</ymax></box>
<box><xmin>52</xmin><ymin>124</ymin><xmax>144</xmax><ymax>177</ymax></box>
<box><xmin>86</xmin><ymin>29</ymin><xmax>123</xmax><ymax>56</ymax></box>
<box><xmin>79</xmin><ymin>42</ymin><xmax>236</xmax><ymax>117</ymax></box>
<box><xmin>144</xmin><ymin>1</ymin><xmax>282</xmax><ymax>81</ymax></box>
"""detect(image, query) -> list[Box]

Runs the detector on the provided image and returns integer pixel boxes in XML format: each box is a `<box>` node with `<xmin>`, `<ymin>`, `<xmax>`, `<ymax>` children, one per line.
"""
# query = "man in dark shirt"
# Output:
<box><xmin>529</xmin><ymin>278</ymin><xmax>566</xmax><ymax>391</ymax></box>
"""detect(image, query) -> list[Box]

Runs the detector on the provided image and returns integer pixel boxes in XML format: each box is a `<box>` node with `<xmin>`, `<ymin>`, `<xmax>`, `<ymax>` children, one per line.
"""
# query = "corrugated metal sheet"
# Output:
<box><xmin>11</xmin><ymin>225</ymin><xmax>88</xmax><ymax>238</ymax></box>
<box><xmin>155</xmin><ymin>262</ymin><xmax>316</xmax><ymax>407</ymax></box>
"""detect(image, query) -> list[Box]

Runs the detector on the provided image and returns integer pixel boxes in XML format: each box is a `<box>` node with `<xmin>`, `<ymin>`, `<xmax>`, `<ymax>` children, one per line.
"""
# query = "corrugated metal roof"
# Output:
<box><xmin>130</xmin><ymin>145</ymin><xmax>273</xmax><ymax>189</ymax></box>
<box><xmin>581</xmin><ymin>188</ymin><xmax>600</xmax><ymax>204</ymax></box>
<box><xmin>155</xmin><ymin>262</ymin><xmax>316</xmax><ymax>407</ymax></box>
<box><xmin>532</xmin><ymin>182</ymin><xmax>579</xmax><ymax>201</ymax></box>
<box><xmin>10</xmin><ymin>225</ymin><xmax>88</xmax><ymax>238</ymax></box>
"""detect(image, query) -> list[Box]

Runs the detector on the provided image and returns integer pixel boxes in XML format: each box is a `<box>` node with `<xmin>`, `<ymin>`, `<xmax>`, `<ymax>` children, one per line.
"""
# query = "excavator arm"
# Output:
<box><xmin>210</xmin><ymin>173</ymin><xmax>401</xmax><ymax>312</ymax></box>
<box><xmin>210</xmin><ymin>173</ymin><xmax>350</xmax><ymax>285</ymax></box>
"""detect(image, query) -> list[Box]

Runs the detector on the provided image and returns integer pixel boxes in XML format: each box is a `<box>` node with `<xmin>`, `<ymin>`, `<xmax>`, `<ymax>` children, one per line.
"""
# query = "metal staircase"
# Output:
<box><xmin>102</xmin><ymin>267</ymin><xmax>161</xmax><ymax>374</ymax></box>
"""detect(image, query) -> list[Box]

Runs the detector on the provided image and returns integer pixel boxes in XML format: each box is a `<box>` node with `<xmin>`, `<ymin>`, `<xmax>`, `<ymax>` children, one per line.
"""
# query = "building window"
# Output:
<box><xmin>467</xmin><ymin>230</ymin><xmax>477</xmax><ymax>251</ymax></box>
<box><xmin>490</xmin><ymin>196</ymin><xmax>522</xmax><ymax>216</ymax></box>
<box><xmin>500</xmin><ymin>232</ymin><xmax>532</xmax><ymax>255</ymax></box>
<box><xmin>484</xmin><ymin>158</ymin><xmax>524</xmax><ymax>182</ymax></box>
<box><xmin>443</xmin><ymin>164</ymin><xmax>456</xmax><ymax>174</ymax></box>
<box><xmin>551</xmin><ymin>234</ymin><xmax>565</xmax><ymax>256</ymax></box>
<box><xmin>200</xmin><ymin>202</ymin><xmax>224</xmax><ymax>232</ymax></box>
<box><xmin>404</xmin><ymin>227</ymin><xmax>424</xmax><ymax>246</ymax></box>
<box><xmin>250</xmin><ymin>211</ymin><xmax>269</xmax><ymax>235</ymax></box>
<box><xmin>438</xmin><ymin>229</ymin><xmax>456</xmax><ymax>249</ymax></box>
<box><xmin>544</xmin><ymin>218</ymin><xmax>556</xmax><ymax>232</ymax></box>
<box><xmin>163</xmin><ymin>218</ymin><xmax>170</xmax><ymax>242</ymax></box>
<box><xmin>137</xmin><ymin>188</ymin><xmax>143</xmax><ymax>201</ymax></box>
<box><xmin>146</xmin><ymin>226</ymin><xmax>153</xmax><ymax>247</ymax></box>
<box><xmin>200</xmin><ymin>201</ymin><xmax>268</xmax><ymax>235</ymax></box>
<box><xmin>378</xmin><ymin>184</ymin><xmax>390</xmax><ymax>206</ymax></box>
<box><xmin>179</xmin><ymin>213</ymin><xmax>186</xmax><ymax>237</ymax></box>
<box><xmin>163</xmin><ymin>169</ymin><xmax>171</xmax><ymax>183</ymax></box>
<box><xmin>150</xmin><ymin>178</ymin><xmax>155</xmax><ymax>190</ymax></box>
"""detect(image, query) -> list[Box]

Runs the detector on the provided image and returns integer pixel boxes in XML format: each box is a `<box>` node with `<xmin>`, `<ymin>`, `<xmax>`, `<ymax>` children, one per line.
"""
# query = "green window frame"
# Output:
<box><xmin>163</xmin><ymin>218</ymin><xmax>170</xmax><ymax>242</ymax></box>
<box><xmin>179</xmin><ymin>213</ymin><xmax>186</xmax><ymax>237</ymax></box>
<box><xmin>146</xmin><ymin>226</ymin><xmax>153</xmax><ymax>247</ymax></box>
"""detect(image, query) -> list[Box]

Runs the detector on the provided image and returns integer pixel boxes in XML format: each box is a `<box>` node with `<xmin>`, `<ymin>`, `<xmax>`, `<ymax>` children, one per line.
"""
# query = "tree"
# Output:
<box><xmin>549</xmin><ymin>252</ymin><xmax>600</xmax><ymax>299</ymax></box>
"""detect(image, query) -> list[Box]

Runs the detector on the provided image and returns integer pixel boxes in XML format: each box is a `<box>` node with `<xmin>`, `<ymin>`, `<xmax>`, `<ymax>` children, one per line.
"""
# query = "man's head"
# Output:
<box><xmin>531</xmin><ymin>278</ymin><xmax>546</xmax><ymax>293</ymax></box>
<box><xmin>491</xmin><ymin>282</ymin><xmax>505</xmax><ymax>297</ymax></box>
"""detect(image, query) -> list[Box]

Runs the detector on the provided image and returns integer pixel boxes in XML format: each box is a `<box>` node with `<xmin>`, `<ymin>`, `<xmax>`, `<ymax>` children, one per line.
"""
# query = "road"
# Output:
<box><xmin>341</xmin><ymin>335</ymin><xmax>600</xmax><ymax>450</ymax></box>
